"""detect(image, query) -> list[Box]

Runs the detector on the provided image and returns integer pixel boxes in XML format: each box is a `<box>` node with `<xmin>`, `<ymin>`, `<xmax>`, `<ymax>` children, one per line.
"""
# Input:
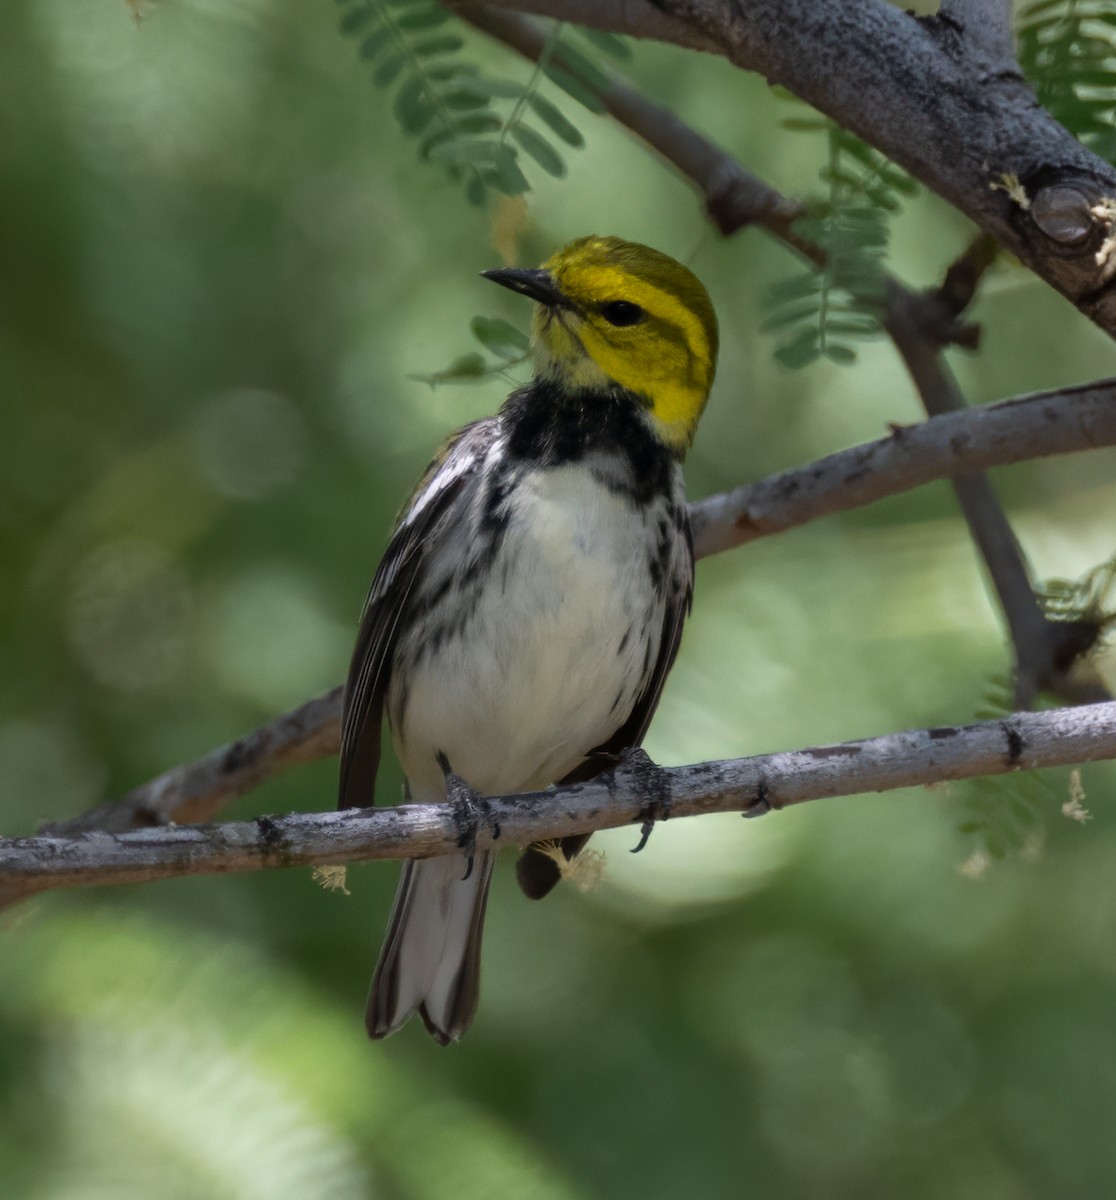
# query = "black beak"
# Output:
<box><xmin>481</xmin><ymin>267</ymin><xmax>571</xmax><ymax>309</ymax></box>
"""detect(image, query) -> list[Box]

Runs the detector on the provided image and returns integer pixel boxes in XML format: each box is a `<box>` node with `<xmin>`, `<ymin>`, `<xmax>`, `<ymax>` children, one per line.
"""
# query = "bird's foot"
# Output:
<box><xmin>612</xmin><ymin>747</ymin><xmax>672</xmax><ymax>854</ymax></box>
<box><xmin>436</xmin><ymin>751</ymin><xmax>500</xmax><ymax>880</ymax></box>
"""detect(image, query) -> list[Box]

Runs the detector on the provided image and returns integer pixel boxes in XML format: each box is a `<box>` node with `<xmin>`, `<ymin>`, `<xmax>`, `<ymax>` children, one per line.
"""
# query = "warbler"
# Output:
<box><xmin>339</xmin><ymin>235</ymin><xmax>718</xmax><ymax>1043</ymax></box>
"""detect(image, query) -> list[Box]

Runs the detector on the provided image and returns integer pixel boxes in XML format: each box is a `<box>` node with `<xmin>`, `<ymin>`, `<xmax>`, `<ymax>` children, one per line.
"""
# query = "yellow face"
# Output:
<box><xmin>502</xmin><ymin>236</ymin><xmax>718</xmax><ymax>454</ymax></box>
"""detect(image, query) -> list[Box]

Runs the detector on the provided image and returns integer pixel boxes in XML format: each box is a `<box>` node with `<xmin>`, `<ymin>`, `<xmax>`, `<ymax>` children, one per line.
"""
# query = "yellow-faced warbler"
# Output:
<box><xmin>339</xmin><ymin>235</ymin><xmax>718</xmax><ymax>1042</ymax></box>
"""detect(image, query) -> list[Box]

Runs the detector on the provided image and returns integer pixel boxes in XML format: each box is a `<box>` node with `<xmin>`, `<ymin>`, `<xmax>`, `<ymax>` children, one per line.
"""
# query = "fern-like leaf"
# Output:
<box><xmin>1019</xmin><ymin>0</ymin><xmax>1116</xmax><ymax>164</ymax></box>
<box><xmin>336</xmin><ymin>3</ymin><xmax>608</xmax><ymax>204</ymax></box>
<box><xmin>955</xmin><ymin>672</ymin><xmax>1057</xmax><ymax>862</ymax></box>
<box><xmin>763</xmin><ymin>113</ymin><xmax>914</xmax><ymax>368</ymax></box>
<box><xmin>955</xmin><ymin>548</ymin><xmax>1116</xmax><ymax>861</ymax></box>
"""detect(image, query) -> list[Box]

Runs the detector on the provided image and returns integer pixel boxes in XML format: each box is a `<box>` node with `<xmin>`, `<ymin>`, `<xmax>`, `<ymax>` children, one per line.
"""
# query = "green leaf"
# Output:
<box><xmin>484</xmin><ymin>148</ymin><xmax>531</xmax><ymax>196</ymax></box>
<box><xmin>372</xmin><ymin>51</ymin><xmax>408</xmax><ymax>87</ymax></box>
<box><xmin>766</xmin><ymin>273</ymin><xmax>822</xmax><ymax>303</ymax></box>
<box><xmin>1020</xmin><ymin>0</ymin><xmax>1068</xmax><ymax>14</ymax></box>
<box><xmin>470</xmin><ymin>315</ymin><xmax>530</xmax><ymax>358</ymax></box>
<box><xmin>427</xmin><ymin>138</ymin><xmax>508</xmax><ymax>165</ymax></box>
<box><xmin>410</xmin><ymin>34</ymin><xmax>465</xmax><ymax>58</ymax></box>
<box><xmin>465</xmin><ymin>174</ymin><xmax>488</xmax><ymax>207</ymax></box>
<box><xmin>411</xmin><ymin>353</ymin><xmax>488</xmax><ymax>386</ymax></box>
<box><xmin>823</xmin><ymin>317</ymin><xmax>883</xmax><ymax>337</ymax></box>
<box><xmin>339</xmin><ymin>4</ymin><xmax>375</xmax><ymax>35</ymax></box>
<box><xmin>1066</xmin><ymin>70</ymin><xmax>1116</xmax><ymax>86</ymax></box>
<box><xmin>359</xmin><ymin>25</ymin><xmax>394</xmax><ymax>60</ymax></box>
<box><xmin>394</xmin><ymin>5</ymin><xmax>450</xmax><ymax>30</ymax></box>
<box><xmin>554</xmin><ymin>40</ymin><xmax>613</xmax><ymax>91</ymax></box>
<box><xmin>774</xmin><ymin>328</ymin><xmax>821</xmax><ymax>369</ymax></box>
<box><xmin>425</xmin><ymin>62</ymin><xmax>480</xmax><ymax>82</ymax></box>
<box><xmin>393</xmin><ymin>75</ymin><xmax>435</xmax><ymax>134</ymax></box>
<box><xmin>453</xmin><ymin>77</ymin><xmax>527</xmax><ymax>100</ymax></box>
<box><xmin>439</xmin><ymin>87</ymin><xmax>490</xmax><ymax>113</ymax></box>
<box><xmin>823</xmin><ymin>343</ymin><xmax>858</xmax><ymax>364</ymax></box>
<box><xmin>542</xmin><ymin>64</ymin><xmax>607</xmax><ymax>113</ymax></box>
<box><xmin>428</xmin><ymin>141</ymin><xmax>528</xmax><ymax>193</ymax></box>
<box><xmin>510</xmin><ymin>123</ymin><xmax>566</xmax><ymax>177</ymax></box>
<box><xmin>420</xmin><ymin>114</ymin><xmax>502</xmax><ymax>158</ymax></box>
<box><xmin>575</xmin><ymin>27</ymin><xmax>632</xmax><ymax>61</ymax></box>
<box><xmin>760</xmin><ymin>304</ymin><xmax>822</xmax><ymax>332</ymax></box>
<box><xmin>527</xmin><ymin>94</ymin><xmax>584</xmax><ymax>147</ymax></box>
<box><xmin>835</xmin><ymin>138</ymin><xmax>918</xmax><ymax>194</ymax></box>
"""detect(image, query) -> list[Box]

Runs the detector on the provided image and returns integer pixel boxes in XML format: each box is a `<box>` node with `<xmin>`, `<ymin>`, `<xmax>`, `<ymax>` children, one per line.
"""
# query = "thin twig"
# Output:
<box><xmin>4</xmin><ymin>701</ymin><xmax>1115</xmax><ymax>907</ymax></box>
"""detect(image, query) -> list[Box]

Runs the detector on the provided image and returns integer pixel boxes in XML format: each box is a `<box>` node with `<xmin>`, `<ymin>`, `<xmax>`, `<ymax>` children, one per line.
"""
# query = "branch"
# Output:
<box><xmin>470</xmin><ymin>0</ymin><xmax>1116</xmax><ymax>336</ymax></box>
<box><xmin>5</xmin><ymin>702</ymin><xmax>1115</xmax><ymax>906</ymax></box>
<box><xmin>688</xmin><ymin>379</ymin><xmax>1116</xmax><ymax>555</ymax></box>
<box><xmin>32</xmin><ymin>379</ymin><xmax>1116</xmax><ymax>840</ymax></box>
<box><xmin>938</xmin><ymin>0</ymin><xmax>1017</xmax><ymax>70</ymax></box>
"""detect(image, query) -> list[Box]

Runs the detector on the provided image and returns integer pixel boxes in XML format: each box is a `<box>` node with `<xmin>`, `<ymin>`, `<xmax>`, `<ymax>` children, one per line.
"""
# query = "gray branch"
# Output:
<box><xmin>4</xmin><ymin>702</ymin><xmax>1115</xmax><ymax>906</ymax></box>
<box><xmin>29</xmin><ymin>378</ymin><xmax>1116</xmax><ymax>842</ymax></box>
<box><xmin>938</xmin><ymin>0</ymin><xmax>1017</xmax><ymax>70</ymax></box>
<box><xmin>468</xmin><ymin>0</ymin><xmax>1116</xmax><ymax>336</ymax></box>
<box><xmin>688</xmin><ymin>378</ymin><xmax>1116</xmax><ymax>555</ymax></box>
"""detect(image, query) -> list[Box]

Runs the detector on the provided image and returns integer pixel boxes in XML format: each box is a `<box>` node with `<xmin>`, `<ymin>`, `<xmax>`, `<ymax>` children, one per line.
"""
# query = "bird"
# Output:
<box><xmin>338</xmin><ymin>234</ymin><xmax>718</xmax><ymax>1043</ymax></box>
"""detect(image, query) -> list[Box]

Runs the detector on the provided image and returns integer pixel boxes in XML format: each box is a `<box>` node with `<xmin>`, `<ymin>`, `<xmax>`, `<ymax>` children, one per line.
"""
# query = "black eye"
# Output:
<box><xmin>599</xmin><ymin>300</ymin><xmax>645</xmax><ymax>327</ymax></box>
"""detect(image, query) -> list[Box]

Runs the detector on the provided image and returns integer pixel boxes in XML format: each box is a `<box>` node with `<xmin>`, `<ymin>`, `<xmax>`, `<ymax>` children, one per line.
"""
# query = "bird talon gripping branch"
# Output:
<box><xmin>339</xmin><ymin>236</ymin><xmax>718</xmax><ymax>1042</ymax></box>
<box><xmin>619</xmin><ymin>747</ymin><xmax>673</xmax><ymax>853</ymax></box>
<box><xmin>742</xmin><ymin>779</ymin><xmax>772</xmax><ymax>819</ymax></box>
<box><xmin>446</xmin><ymin>774</ymin><xmax>502</xmax><ymax>880</ymax></box>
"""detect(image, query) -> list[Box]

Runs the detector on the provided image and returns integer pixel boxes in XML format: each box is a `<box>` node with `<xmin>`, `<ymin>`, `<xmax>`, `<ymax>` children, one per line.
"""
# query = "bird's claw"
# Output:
<box><xmin>614</xmin><ymin>747</ymin><xmax>672</xmax><ymax>854</ymax></box>
<box><xmin>437</xmin><ymin>752</ymin><xmax>500</xmax><ymax>880</ymax></box>
<box><xmin>742</xmin><ymin>780</ymin><xmax>773</xmax><ymax>819</ymax></box>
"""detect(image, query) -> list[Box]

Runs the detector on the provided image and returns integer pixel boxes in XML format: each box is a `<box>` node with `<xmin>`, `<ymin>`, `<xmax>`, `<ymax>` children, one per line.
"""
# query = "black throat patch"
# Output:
<box><xmin>499</xmin><ymin>379</ymin><xmax>677</xmax><ymax>506</ymax></box>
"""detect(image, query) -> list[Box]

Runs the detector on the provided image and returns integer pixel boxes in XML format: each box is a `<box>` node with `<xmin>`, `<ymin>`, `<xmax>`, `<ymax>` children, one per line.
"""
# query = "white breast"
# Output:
<box><xmin>393</xmin><ymin>462</ymin><xmax>672</xmax><ymax>800</ymax></box>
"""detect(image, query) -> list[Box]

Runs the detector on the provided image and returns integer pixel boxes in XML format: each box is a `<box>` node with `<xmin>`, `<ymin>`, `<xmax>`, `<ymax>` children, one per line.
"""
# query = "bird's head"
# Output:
<box><xmin>483</xmin><ymin>235</ymin><xmax>718</xmax><ymax>455</ymax></box>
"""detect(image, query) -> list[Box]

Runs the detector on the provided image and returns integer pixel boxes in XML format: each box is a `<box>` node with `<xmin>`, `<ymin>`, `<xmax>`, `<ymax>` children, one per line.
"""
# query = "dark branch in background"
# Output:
<box><xmin>469</xmin><ymin>0</ymin><xmax>1116</xmax><ymax>336</ymax></box>
<box><xmin>462</xmin><ymin>4</ymin><xmax>1113</xmax><ymax>706</ymax></box>
<box><xmin>4</xmin><ymin>702</ymin><xmax>1116</xmax><ymax>908</ymax></box>
<box><xmin>31</xmin><ymin>381</ymin><xmax>1116</xmax><ymax>842</ymax></box>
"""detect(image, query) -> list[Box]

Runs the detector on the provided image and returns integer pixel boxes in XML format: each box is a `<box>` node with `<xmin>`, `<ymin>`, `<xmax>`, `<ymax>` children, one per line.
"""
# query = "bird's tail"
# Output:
<box><xmin>366</xmin><ymin>851</ymin><xmax>495</xmax><ymax>1044</ymax></box>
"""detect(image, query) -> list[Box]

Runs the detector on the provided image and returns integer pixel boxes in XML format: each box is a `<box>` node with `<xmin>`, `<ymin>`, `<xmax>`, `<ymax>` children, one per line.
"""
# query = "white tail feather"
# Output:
<box><xmin>366</xmin><ymin>851</ymin><xmax>495</xmax><ymax>1044</ymax></box>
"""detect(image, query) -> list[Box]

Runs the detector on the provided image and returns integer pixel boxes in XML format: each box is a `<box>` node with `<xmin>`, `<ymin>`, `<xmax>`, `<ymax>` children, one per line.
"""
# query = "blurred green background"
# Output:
<box><xmin>2</xmin><ymin>2</ymin><xmax>1116</xmax><ymax>1197</ymax></box>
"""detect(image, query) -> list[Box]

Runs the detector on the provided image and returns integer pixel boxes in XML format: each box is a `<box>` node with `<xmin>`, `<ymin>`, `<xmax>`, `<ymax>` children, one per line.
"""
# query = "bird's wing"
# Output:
<box><xmin>338</xmin><ymin>419</ymin><xmax>498</xmax><ymax>811</ymax></box>
<box><xmin>590</xmin><ymin>516</ymin><xmax>694</xmax><ymax>756</ymax></box>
